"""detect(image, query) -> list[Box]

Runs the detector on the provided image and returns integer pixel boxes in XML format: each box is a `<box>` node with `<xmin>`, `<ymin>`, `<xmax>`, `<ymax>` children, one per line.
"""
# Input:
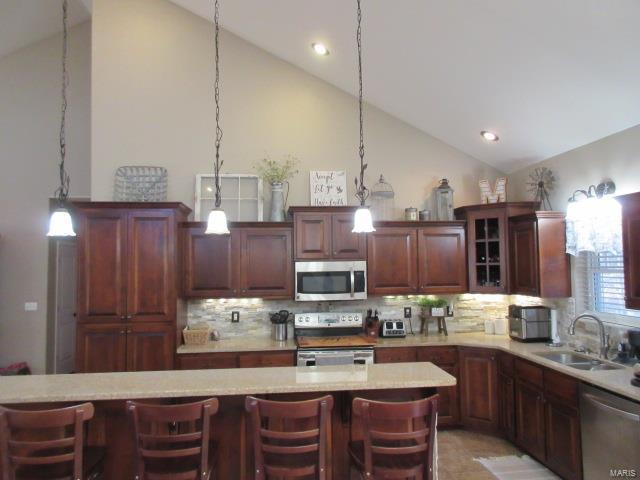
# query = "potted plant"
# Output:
<box><xmin>254</xmin><ymin>155</ymin><xmax>299</xmax><ymax>221</ymax></box>
<box><xmin>417</xmin><ymin>297</ymin><xmax>449</xmax><ymax>317</ymax></box>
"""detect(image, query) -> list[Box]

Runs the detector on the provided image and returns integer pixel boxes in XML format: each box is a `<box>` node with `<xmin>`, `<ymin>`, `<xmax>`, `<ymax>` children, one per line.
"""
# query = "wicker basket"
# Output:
<box><xmin>183</xmin><ymin>323</ymin><xmax>211</xmax><ymax>346</ymax></box>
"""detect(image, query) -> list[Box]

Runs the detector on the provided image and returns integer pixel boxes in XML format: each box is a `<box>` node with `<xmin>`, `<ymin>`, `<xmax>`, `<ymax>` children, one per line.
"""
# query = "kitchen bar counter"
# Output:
<box><xmin>0</xmin><ymin>362</ymin><xmax>454</xmax><ymax>404</ymax></box>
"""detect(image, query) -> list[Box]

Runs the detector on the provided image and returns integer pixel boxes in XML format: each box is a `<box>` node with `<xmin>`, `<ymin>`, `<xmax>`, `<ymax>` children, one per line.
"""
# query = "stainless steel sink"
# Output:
<box><xmin>533</xmin><ymin>351</ymin><xmax>625</xmax><ymax>371</ymax></box>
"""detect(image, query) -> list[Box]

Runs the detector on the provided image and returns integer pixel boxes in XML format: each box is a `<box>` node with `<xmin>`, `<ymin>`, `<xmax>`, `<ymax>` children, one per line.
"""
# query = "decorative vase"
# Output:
<box><xmin>269</xmin><ymin>182</ymin><xmax>285</xmax><ymax>221</ymax></box>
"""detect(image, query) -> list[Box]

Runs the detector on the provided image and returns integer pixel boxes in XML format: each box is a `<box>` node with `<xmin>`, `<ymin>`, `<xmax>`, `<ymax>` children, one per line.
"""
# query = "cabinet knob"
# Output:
<box><xmin>127</xmin><ymin>329</ymin><xmax>132</xmax><ymax>334</ymax></box>
<box><xmin>120</xmin><ymin>316</ymin><xmax>126</xmax><ymax>320</ymax></box>
<box><xmin>126</xmin><ymin>315</ymin><xmax>133</xmax><ymax>320</ymax></box>
<box><xmin>119</xmin><ymin>330</ymin><xmax>125</xmax><ymax>334</ymax></box>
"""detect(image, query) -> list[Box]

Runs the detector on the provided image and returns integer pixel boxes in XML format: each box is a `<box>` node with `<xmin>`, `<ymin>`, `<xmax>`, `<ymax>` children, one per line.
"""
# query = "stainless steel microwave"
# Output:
<box><xmin>295</xmin><ymin>261</ymin><xmax>367</xmax><ymax>301</ymax></box>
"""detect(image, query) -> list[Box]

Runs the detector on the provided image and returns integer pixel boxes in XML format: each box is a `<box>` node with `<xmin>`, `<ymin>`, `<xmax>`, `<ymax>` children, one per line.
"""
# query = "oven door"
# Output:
<box><xmin>295</xmin><ymin>261</ymin><xmax>367</xmax><ymax>301</ymax></box>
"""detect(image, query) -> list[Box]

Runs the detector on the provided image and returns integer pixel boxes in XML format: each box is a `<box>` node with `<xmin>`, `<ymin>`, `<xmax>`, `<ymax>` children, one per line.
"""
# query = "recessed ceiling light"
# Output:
<box><xmin>311</xmin><ymin>42</ymin><xmax>330</xmax><ymax>56</ymax></box>
<box><xmin>481</xmin><ymin>130</ymin><xmax>499</xmax><ymax>142</ymax></box>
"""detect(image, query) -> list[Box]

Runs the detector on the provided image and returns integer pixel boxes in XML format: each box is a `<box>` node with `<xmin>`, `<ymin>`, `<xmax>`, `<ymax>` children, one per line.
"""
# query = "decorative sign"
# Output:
<box><xmin>310</xmin><ymin>171</ymin><xmax>347</xmax><ymax>206</ymax></box>
<box><xmin>479</xmin><ymin>177</ymin><xmax>507</xmax><ymax>204</ymax></box>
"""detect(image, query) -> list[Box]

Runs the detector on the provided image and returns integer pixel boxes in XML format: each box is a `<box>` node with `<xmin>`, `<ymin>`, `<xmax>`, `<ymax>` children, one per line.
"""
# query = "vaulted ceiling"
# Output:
<box><xmin>3</xmin><ymin>0</ymin><xmax>640</xmax><ymax>173</ymax></box>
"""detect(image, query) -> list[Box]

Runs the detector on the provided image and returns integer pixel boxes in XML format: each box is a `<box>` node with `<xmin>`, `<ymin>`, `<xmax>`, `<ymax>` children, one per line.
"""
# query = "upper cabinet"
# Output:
<box><xmin>181</xmin><ymin>222</ymin><xmax>293</xmax><ymax>299</ymax></box>
<box><xmin>619</xmin><ymin>192</ymin><xmax>640</xmax><ymax>309</ymax></box>
<box><xmin>509</xmin><ymin>212</ymin><xmax>571</xmax><ymax>298</ymax></box>
<box><xmin>290</xmin><ymin>207</ymin><xmax>366</xmax><ymax>260</ymax></box>
<box><xmin>76</xmin><ymin>203</ymin><xmax>190</xmax><ymax>323</ymax></box>
<box><xmin>455</xmin><ymin>202</ymin><xmax>539</xmax><ymax>294</ymax></box>
<box><xmin>367</xmin><ymin>222</ymin><xmax>467</xmax><ymax>295</ymax></box>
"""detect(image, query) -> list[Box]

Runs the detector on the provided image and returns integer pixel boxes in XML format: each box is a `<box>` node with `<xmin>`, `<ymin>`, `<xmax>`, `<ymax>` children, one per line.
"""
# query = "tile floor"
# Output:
<box><xmin>438</xmin><ymin>429</ymin><xmax>530</xmax><ymax>480</ymax></box>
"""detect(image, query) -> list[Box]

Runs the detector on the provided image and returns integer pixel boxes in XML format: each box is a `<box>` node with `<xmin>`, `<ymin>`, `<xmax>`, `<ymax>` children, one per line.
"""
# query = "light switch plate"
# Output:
<box><xmin>24</xmin><ymin>302</ymin><xmax>38</xmax><ymax>311</ymax></box>
<box><xmin>404</xmin><ymin>307</ymin><xmax>412</xmax><ymax>318</ymax></box>
<box><xmin>231</xmin><ymin>311</ymin><xmax>240</xmax><ymax>323</ymax></box>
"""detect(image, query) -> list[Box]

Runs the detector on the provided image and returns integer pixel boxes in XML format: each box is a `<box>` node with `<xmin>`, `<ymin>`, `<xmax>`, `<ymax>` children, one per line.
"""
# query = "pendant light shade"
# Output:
<box><xmin>47</xmin><ymin>0</ymin><xmax>76</xmax><ymax>237</ymax></box>
<box><xmin>47</xmin><ymin>208</ymin><xmax>76</xmax><ymax>237</ymax></box>
<box><xmin>205</xmin><ymin>208</ymin><xmax>230</xmax><ymax>235</ymax></box>
<box><xmin>352</xmin><ymin>206</ymin><xmax>375</xmax><ymax>233</ymax></box>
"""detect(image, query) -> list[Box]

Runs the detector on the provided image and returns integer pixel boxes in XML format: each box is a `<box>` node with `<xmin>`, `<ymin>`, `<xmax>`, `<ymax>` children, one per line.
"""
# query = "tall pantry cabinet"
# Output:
<box><xmin>74</xmin><ymin>202</ymin><xmax>190</xmax><ymax>373</ymax></box>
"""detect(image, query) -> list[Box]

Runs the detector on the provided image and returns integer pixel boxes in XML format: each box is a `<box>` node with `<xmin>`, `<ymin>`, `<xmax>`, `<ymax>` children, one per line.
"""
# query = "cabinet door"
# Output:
<box><xmin>375</xmin><ymin>347</ymin><xmax>417</xmax><ymax>363</ymax></box>
<box><xmin>294</xmin><ymin>213</ymin><xmax>331</xmax><ymax>259</ymax></box>
<box><xmin>331</xmin><ymin>213</ymin><xmax>367</xmax><ymax>259</ymax></box>
<box><xmin>237</xmin><ymin>351</ymin><xmax>295</xmax><ymax>368</ymax></box>
<box><xmin>182</xmin><ymin>226</ymin><xmax>238</xmax><ymax>297</ymax></box>
<box><xmin>127</xmin><ymin>210</ymin><xmax>176</xmax><ymax>322</ymax></box>
<box><xmin>498</xmin><ymin>372</ymin><xmax>516</xmax><ymax>441</ymax></box>
<box><xmin>621</xmin><ymin>192</ymin><xmax>640</xmax><ymax>309</ymax></box>
<box><xmin>545</xmin><ymin>400</ymin><xmax>582</xmax><ymax>480</ymax></box>
<box><xmin>76</xmin><ymin>324</ymin><xmax>127</xmax><ymax>373</ymax></box>
<box><xmin>459</xmin><ymin>348</ymin><xmax>499</xmax><ymax>433</ymax></box>
<box><xmin>515</xmin><ymin>379</ymin><xmax>546</xmax><ymax>461</ymax></box>
<box><xmin>126</xmin><ymin>323</ymin><xmax>174</xmax><ymax>371</ymax></box>
<box><xmin>436</xmin><ymin>364</ymin><xmax>460</xmax><ymax>427</ymax></box>
<box><xmin>239</xmin><ymin>228</ymin><xmax>293</xmax><ymax>298</ymax></box>
<box><xmin>417</xmin><ymin>225</ymin><xmax>467</xmax><ymax>293</ymax></box>
<box><xmin>76</xmin><ymin>209</ymin><xmax>128</xmax><ymax>323</ymax></box>
<box><xmin>466</xmin><ymin>209</ymin><xmax>508</xmax><ymax>293</ymax></box>
<box><xmin>367</xmin><ymin>228</ymin><xmax>418</xmax><ymax>295</ymax></box>
<box><xmin>510</xmin><ymin>219</ymin><xmax>539</xmax><ymax>296</ymax></box>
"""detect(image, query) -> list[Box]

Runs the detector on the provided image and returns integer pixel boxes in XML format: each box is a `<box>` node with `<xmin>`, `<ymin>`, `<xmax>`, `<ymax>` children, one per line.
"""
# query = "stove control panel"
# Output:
<box><xmin>294</xmin><ymin>312</ymin><xmax>363</xmax><ymax>329</ymax></box>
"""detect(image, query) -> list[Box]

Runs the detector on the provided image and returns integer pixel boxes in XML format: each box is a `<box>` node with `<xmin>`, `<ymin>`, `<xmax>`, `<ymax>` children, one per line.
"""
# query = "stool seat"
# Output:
<box><xmin>349</xmin><ymin>440</ymin><xmax>425</xmax><ymax>478</ymax></box>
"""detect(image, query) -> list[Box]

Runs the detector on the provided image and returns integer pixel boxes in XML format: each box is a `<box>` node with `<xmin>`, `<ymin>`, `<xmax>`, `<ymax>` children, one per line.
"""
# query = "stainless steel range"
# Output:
<box><xmin>294</xmin><ymin>312</ymin><xmax>375</xmax><ymax>366</ymax></box>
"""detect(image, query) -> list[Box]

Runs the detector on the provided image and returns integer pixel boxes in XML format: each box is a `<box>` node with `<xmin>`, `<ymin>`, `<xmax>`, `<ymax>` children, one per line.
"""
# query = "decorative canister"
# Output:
<box><xmin>370</xmin><ymin>175</ymin><xmax>395</xmax><ymax>220</ymax></box>
<box><xmin>405</xmin><ymin>207</ymin><xmax>418</xmax><ymax>221</ymax></box>
<box><xmin>434</xmin><ymin>178</ymin><xmax>454</xmax><ymax>221</ymax></box>
<box><xmin>419</xmin><ymin>210</ymin><xmax>431</xmax><ymax>221</ymax></box>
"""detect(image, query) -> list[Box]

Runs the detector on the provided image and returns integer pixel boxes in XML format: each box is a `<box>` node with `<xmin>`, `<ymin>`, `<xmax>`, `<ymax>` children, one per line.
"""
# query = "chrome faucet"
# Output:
<box><xmin>567</xmin><ymin>314</ymin><xmax>610</xmax><ymax>359</ymax></box>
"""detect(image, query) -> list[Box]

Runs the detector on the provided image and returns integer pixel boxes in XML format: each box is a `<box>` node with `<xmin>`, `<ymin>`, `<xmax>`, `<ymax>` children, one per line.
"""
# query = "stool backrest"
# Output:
<box><xmin>352</xmin><ymin>395</ymin><xmax>438</xmax><ymax>480</ymax></box>
<box><xmin>0</xmin><ymin>402</ymin><xmax>95</xmax><ymax>480</ymax></box>
<box><xmin>245</xmin><ymin>395</ymin><xmax>334</xmax><ymax>480</ymax></box>
<box><xmin>127</xmin><ymin>398</ymin><xmax>219</xmax><ymax>480</ymax></box>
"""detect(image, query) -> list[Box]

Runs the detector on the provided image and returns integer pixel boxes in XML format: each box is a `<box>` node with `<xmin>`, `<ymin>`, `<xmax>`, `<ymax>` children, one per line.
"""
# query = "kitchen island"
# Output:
<box><xmin>0</xmin><ymin>362</ymin><xmax>454</xmax><ymax>479</ymax></box>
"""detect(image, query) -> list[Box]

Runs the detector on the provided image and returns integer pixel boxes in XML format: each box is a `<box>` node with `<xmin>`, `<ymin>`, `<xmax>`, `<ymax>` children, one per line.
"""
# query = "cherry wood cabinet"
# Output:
<box><xmin>497</xmin><ymin>352</ymin><xmax>516</xmax><ymax>441</ymax></box>
<box><xmin>509</xmin><ymin>212</ymin><xmax>571</xmax><ymax>298</ymax></box>
<box><xmin>417</xmin><ymin>224</ymin><xmax>467</xmax><ymax>294</ymax></box>
<box><xmin>375</xmin><ymin>346</ymin><xmax>417</xmax><ymax>363</ymax></box>
<box><xmin>126</xmin><ymin>323</ymin><xmax>175</xmax><ymax>372</ymax></box>
<box><xmin>290</xmin><ymin>207</ymin><xmax>366</xmax><ymax>260</ymax></box>
<box><xmin>238</xmin><ymin>227</ymin><xmax>293</xmax><ymax>298</ymax></box>
<box><xmin>181</xmin><ymin>223</ymin><xmax>293</xmax><ymax>299</ymax></box>
<box><xmin>367</xmin><ymin>227</ymin><xmax>418</xmax><ymax>295</ymax></box>
<box><xmin>177</xmin><ymin>351</ymin><xmax>295</xmax><ymax>370</ymax></box>
<box><xmin>459</xmin><ymin>347</ymin><xmax>499</xmax><ymax>433</ymax></box>
<box><xmin>515</xmin><ymin>377</ymin><xmax>546</xmax><ymax>459</ymax></box>
<box><xmin>454</xmin><ymin>202</ymin><xmax>538</xmax><ymax>294</ymax></box>
<box><xmin>619</xmin><ymin>192</ymin><xmax>640</xmax><ymax>309</ymax></box>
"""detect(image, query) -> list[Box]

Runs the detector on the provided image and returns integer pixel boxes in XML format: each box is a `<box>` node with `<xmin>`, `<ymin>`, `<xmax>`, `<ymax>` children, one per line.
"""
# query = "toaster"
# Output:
<box><xmin>380</xmin><ymin>320</ymin><xmax>407</xmax><ymax>338</ymax></box>
<box><xmin>508</xmin><ymin>305</ymin><xmax>551</xmax><ymax>342</ymax></box>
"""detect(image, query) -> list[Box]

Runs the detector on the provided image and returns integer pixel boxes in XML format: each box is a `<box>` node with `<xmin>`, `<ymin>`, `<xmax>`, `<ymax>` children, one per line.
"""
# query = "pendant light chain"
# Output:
<box><xmin>56</xmin><ymin>0</ymin><xmax>71</xmax><ymax>205</ymax></box>
<box><xmin>354</xmin><ymin>0</ymin><xmax>369</xmax><ymax>207</ymax></box>
<box><xmin>213</xmin><ymin>0</ymin><xmax>224</xmax><ymax>208</ymax></box>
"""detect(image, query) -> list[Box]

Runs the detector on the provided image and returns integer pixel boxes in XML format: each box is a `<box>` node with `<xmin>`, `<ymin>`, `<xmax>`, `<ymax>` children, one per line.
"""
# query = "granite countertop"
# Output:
<box><xmin>177</xmin><ymin>332</ymin><xmax>640</xmax><ymax>402</ymax></box>
<box><xmin>0</xmin><ymin>362</ymin><xmax>455</xmax><ymax>404</ymax></box>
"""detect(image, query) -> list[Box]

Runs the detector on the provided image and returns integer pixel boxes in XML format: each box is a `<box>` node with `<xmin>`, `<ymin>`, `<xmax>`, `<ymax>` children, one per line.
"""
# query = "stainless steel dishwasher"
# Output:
<box><xmin>580</xmin><ymin>383</ymin><xmax>640</xmax><ymax>479</ymax></box>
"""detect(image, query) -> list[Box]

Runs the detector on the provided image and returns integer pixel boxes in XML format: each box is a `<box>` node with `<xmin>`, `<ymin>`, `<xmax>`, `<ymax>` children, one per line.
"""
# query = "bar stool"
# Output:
<box><xmin>349</xmin><ymin>395</ymin><xmax>439</xmax><ymax>480</ymax></box>
<box><xmin>0</xmin><ymin>402</ymin><xmax>104</xmax><ymax>480</ymax></box>
<box><xmin>127</xmin><ymin>398</ymin><xmax>219</xmax><ymax>480</ymax></box>
<box><xmin>245</xmin><ymin>395</ymin><xmax>334</xmax><ymax>480</ymax></box>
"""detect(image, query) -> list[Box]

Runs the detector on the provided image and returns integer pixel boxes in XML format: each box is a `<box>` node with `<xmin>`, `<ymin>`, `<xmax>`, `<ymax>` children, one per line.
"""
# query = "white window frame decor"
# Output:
<box><xmin>194</xmin><ymin>174</ymin><xmax>263</xmax><ymax>222</ymax></box>
<box><xmin>573</xmin><ymin>251</ymin><xmax>640</xmax><ymax>328</ymax></box>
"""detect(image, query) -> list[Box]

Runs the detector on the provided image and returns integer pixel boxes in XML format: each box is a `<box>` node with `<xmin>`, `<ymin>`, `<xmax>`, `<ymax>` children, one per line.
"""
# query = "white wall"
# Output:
<box><xmin>0</xmin><ymin>23</ymin><xmax>91</xmax><ymax>373</ymax></box>
<box><xmin>509</xmin><ymin>124</ymin><xmax>640</xmax><ymax>208</ymax></box>
<box><xmin>91</xmin><ymin>0</ymin><xmax>502</xmax><ymax>217</ymax></box>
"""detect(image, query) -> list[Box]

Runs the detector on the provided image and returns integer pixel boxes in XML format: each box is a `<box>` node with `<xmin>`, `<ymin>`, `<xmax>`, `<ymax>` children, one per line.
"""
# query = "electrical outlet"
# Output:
<box><xmin>24</xmin><ymin>302</ymin><xmax>38</xmax><ymax>311</ymax></box>
<box><xmin>404</xmin><ymin>307</ymin><xmax>412</xmax><ymax>318</ymax></box>
<box><xmin>231</xmin><ymin>311</ymin><xmax>240</xmax><ymax>323</ymax></box>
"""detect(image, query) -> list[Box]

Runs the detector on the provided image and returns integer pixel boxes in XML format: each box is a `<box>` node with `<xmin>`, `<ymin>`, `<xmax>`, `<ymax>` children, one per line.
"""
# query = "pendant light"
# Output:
<box><xmin>205</xmin><ymin>0</ymin><xmax>230</xmax><ymax>235</ymax></box>
<box><xmin>352</xmin><ymin>0</ymin><xmax>375</xmax><ymax>233</ymax></box>
<box><xmin>47</xmin><ymin>0</ymin><xmax>75</xmax><ymax>237</ymax></box>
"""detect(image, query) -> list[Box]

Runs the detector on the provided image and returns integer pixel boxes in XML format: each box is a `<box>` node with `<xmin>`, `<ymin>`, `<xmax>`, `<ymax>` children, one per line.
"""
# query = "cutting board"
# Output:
<box><xmin>296</xmin><ymin>335</ymin><xmax>377</xmax><ymax>348</ymax></box>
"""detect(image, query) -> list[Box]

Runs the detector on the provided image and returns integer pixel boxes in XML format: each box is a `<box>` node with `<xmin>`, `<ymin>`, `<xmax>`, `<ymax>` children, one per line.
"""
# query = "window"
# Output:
<box><xmin>194</xmin><ymin>174</ymin><xmax>263</xmax><ymax>222</ymax></box>
<box><xmin>574</xmin><ymin>251</ymin><xmax>640</xmax><ymax>322</ymax></box>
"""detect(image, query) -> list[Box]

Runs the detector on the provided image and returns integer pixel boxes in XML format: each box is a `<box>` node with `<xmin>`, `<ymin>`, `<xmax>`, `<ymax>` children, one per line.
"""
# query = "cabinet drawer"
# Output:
<box><xmin>515</xmin><ymin>358</ymin><xmax>544</xmax><ymax>389</ymax></box>
<box><xmin>544</xmin><ymin>369</ymin><xmax>579</xmax><ymax>408</ymax></box>
<box><xmin>416</xmin><ymin>347</ymin><xmax>458</xmax><ymax>365</ymax></box>
<box><xmin>375</xmin><ymin>347</ymin><xmax>417</xmax><ymax>363</ymax></box>
<box><xmin>178</xmin><ymin>353</ymin><xmax>238</xmax><ymax>370</ymax></box>
<box><xmin>238</xmin><ymin>351</ymin><xmax>295</xmax><ymax>368</ymax></box>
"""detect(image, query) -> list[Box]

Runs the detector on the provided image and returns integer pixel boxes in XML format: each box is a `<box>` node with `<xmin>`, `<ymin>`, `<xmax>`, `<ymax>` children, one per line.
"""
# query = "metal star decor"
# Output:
<box><xmin>526</xmin><ymin>167</ymin><xmax>555</xmax><ymax>210</ymax></box>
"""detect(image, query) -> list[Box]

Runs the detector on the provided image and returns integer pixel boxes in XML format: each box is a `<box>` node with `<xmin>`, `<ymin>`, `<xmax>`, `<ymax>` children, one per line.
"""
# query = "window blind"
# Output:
<box><xmin>574</xmin><ymin>251</ymin><xmax>640</xmax><ymax>318</ymax></box>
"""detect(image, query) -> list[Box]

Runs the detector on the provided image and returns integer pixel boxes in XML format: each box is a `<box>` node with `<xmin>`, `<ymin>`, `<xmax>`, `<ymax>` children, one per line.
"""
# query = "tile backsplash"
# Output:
<box><xmin>188</xmin><ymin>294</ymin><xmax>634</xmax><ymax>355</ymax></box>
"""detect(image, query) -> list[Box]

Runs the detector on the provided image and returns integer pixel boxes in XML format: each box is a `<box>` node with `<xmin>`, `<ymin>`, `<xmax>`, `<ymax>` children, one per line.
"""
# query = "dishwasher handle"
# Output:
<box><xmin>583</xmin><ymin>393</ymin><xmax>640</xmax><ymax>422</ymax></box>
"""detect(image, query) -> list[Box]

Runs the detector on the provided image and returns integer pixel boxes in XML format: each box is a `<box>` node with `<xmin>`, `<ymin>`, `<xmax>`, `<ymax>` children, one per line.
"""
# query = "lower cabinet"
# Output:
<box><xmin>76</xmin><ymin>323</ymin><xmax>174</xmax><ymax>373</ymax></box>
<box><xmin>459</xmin><ymin>347</ymin><xmax>499</xmax><ymax>433</ymax></box>
<box><xmin>544</xmin><ymin>399</ymin><xmax>582</xmax><ymax>480</ymax></box>
<box><xmin>177</xmin><ymin>350</ymin><xmax>295</xmax><ymax>370</ymax></box>
<box><xmin>515</xmin><ymin>378</ymin><xmax>546</xmax><ymax>459</ymax></box>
